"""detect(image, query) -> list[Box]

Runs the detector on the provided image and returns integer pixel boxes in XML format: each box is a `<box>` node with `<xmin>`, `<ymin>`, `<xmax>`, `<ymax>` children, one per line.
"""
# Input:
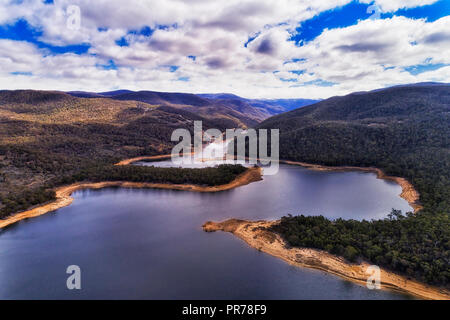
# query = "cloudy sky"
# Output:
<box><xmin>0</xmin><ymin>0</ymin><xmax>449</xmax><ymax>99</ymax></box>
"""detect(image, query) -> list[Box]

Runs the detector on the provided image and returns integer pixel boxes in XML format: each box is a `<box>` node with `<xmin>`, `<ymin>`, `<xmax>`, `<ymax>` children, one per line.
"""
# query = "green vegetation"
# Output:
<box><xmin>0</xmin><ymin>164</ymin><xmax>246</xmax><ymax>217</ymax></box>
<box><xmin>0</xmin><ymin>90</ymin><xmax>246</xmax><ymax>219</ymax></box>
<box><xmin>271</xmin><ymin>211</ymin><xmax>449</xmax><ymax>285</ymax></box>
<box><xmin>1</xmin><ymin>86</ymin><xmax>449</xmax><ymax>287</ymax></box>
<box><xmin>259</xmin><ymin>84</ymin><xmax>450</xmax><ymax>286</ymax></box>
<box><xmin>64</xmin><ymin>163</ymin><xmax>247</xmax><ymax>186</ymax></box>
<box><xmin>71</xmin><ymin>90</ymin><xmax>318</xmax><ymax>126</ymax></box>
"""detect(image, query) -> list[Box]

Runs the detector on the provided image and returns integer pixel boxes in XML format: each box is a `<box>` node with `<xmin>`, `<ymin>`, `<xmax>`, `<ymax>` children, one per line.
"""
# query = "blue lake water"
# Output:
<box><xmin>0</xmin><ymin>164</ymin><xmax>413</xmax><ymax>299</ymax></box>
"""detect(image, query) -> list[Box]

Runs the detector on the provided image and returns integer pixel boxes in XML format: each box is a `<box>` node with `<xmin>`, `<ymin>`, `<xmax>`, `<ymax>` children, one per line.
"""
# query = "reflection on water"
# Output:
<box><xmin>137</xmin><ymin>158</ymin><xmax>249</xmax><ymax>169</ymax></box>
<box><xmin>0</xmin><ymin>160</ymin><xmax>413</xmax><ymax>299</ymax></box>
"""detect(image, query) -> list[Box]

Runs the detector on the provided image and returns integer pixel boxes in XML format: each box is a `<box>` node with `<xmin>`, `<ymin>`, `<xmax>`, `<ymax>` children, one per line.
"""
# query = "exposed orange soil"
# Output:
<box><xmin>114</xmin><ymin>154</ymin><xmax>178</xmax><ymax>165</ymax></box>
<box><xmin>280</xmin><ymin>160</ymin><xmax>422</xmax><ymax>212</ymax></box>
<box><xmin>203</xmin><ymin>219</ymin><xmax>450</xmax><ymax>300</ymax></box>
<box><xmin>0</xmin><ymin>151</ymin><xmax>436</xmax><ymax>299</ymax></box>
<box><xmin>116</xmin><ymin>154</ymin><xmax>422</xmax><ymax>214</ymax></box>
<box><xmin>0</xmin><ymin>165</ymin><xmax>262</xmax><ymax>229</ymax></box>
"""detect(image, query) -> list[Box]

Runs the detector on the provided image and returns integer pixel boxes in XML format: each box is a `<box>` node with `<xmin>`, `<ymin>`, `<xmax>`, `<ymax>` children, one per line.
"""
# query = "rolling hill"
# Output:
<box><xmin>258</xmin><ymin>83</ymin><xmax>450</xmax><ymax>286</ymax></box>
<box><xmin>0</xmin><ymin>90</ymin><xmax>236</xmax><ymax>217</ymax></box>
<box><xmin>1</xmin><ymin>84</ymin><xmax>449</xmax><ymax>286</ymax></box>
<box><xmin>199</xmin><ymin>93</ymin><xmax>317</xmax><ymax>112</ymax></box>
<box><xmin>68</xmin><ymin>90</ymin><xmax>318</xmax><ymax>126</ymax></box>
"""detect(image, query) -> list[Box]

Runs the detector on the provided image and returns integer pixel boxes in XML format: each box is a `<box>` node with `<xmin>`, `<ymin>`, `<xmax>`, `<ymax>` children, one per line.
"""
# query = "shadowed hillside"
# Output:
<box><xmin>259</xmin><ymin>84</ymin><xmax>450</xmax><ymax>210</ymax></box>
<box><xmin>69</xmin><ymin>90</ymin><xmax>318</xmax><ymax>126</ymax></box>
<box><xmin>258</xmin><ymin>84</ymin><xmax>450</xmax><ymax>286</ymax></box>
<box><xmin>0</xmin><ymin>90</ymin><xmax>241</xmax><ymax>218</ymax></box>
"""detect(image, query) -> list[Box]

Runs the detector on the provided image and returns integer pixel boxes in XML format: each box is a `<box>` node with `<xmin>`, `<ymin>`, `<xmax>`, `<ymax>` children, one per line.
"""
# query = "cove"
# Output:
<box><xmin>0</xmin><ymin>164</ymin><xmax>413</xmax><ymax>299</ymax></box>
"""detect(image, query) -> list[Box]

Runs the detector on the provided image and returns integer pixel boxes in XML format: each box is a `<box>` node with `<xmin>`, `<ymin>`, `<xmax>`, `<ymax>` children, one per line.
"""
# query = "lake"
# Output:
<box><xmin>0</xmin><ymin>163</ymin><xmax>413</xmax><ymax>299</ymax></box>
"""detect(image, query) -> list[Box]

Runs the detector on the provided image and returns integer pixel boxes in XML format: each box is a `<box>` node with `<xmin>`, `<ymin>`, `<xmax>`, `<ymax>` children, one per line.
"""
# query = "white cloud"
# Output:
<box><xmin>0</xmin><ymin>0</ymin><xmax>448</xmax><ymax>98</ymax></box>
<box><xmin>360</xmin><ymin>0</ymin><xmax>440</xmax><ymax>12</ymax></box>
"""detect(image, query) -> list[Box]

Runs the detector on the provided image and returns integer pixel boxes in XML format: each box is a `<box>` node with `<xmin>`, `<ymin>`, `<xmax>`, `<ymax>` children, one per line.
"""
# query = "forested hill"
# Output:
<box><xmin>0</xmin><ymin>90</ymin><xmax>239</xmax><ymax>218</ymax></box>
<box><xmin>261</xmin><ymin>84</ymin><xmax>449</xmax><ymax>122</ymax></box>
<box><xmin>258</xmin><ymin>84</ymin><xmax>450</xmax><ymax>286</ymax></box>
<box><xmin>259</xmin><ymin>84</ymin><xmax>450</xmax><ymax>212</ymax></box>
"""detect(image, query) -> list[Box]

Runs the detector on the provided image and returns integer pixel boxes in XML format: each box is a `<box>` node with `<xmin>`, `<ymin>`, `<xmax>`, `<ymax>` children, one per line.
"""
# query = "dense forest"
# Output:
<box><xmin>0</xmin><ymin>164</ymin><xmax>246</xmax><ymax>217</ymax></box>
<box><xmin>271</xmin><ymin>211</ymin><xmax>449</xmax><ymax>285</ymax></box>
<box><xmin>69</xmin><ymin>90</ymin><xmax>318</xmax><ymax>124</ymax></box>
<box><xmin>259</xmin><ymin>84</ymin><xmax>450</xmax><ymax>286</ymax></box>
<box><xmin>1</xmin><ymin>86</ymin><xmax>449</xmax><ymax>287</ymax></box>
<box><xmin>0</xmin><ymin>90</ymin><xmax>247</xmax><ymax>219</ymax></box>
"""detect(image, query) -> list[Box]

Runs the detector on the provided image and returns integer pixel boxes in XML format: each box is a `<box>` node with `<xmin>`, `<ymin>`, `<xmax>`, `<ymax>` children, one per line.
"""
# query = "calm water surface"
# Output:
<box><xmin>0</xmin><ymin>163</ymin><xmax>413</xmax><ymax>299</ymax></box>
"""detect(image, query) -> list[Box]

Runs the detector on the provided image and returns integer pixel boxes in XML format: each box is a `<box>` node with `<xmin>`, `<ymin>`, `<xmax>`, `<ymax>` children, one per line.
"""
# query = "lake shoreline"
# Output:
<box><xmin>0</xmin><ymin>166</ymin><xmax>262</xmax><ymax>229</ymax></box>
<box><xmin>118</xmin><ymin>155</ymin><xmax>422</xmax><ymax>213</ymax></box>
<box><xmin>280</xmin><ymin>160</ymin><xmax>422</xmax><ymax>212</ymax></box>
<box><xmin>202</xmin><ymin>219</ymin><xmax>450</xmax><ymax>300</ymax></box>
<box><xmin>0</xmin><ymin>154</ymin><xmax>431</xmax><ymax>299</ymax></box>
<box><xmin>114</xmin><ymin>154</ymin><xmax>176</xmax><ymax>166</ymax></box>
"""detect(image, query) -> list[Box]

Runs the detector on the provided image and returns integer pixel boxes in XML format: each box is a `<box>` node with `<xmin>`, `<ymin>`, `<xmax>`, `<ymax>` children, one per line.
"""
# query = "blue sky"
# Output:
<box><xmin>291</xmin><ymin>0</ymin><xmax>450</xmax><ymax>45</ymax></box>
<box><xmin>0</xmin><ymin>19</ymin><xmax>91</xmax><ymax>54</ymax></box>
<box><xmin>0</xmin><ymin>0</ymin><xmax>449</xmax><ymax>98</ymax></box>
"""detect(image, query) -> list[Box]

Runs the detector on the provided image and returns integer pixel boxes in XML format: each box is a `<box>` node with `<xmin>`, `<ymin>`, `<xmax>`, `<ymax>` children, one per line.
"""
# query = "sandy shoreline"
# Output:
<box><xmin>0</xmin><ymin>153</ymin><xmax>434</xmax><ymax>299</ymax></box>
<box><xmin>0</xmin><ymin>166</ymin><xmax>262</xmax><ymax>229</ymax></box>
<box><xmin>118</xmin><ymin>155</ymin><xmax>422</xmax><ymax>213</ymax></box>
<box><xmin>203</xmin><ymin>219</ymin><xmax>450</xmax><ymax>300</ymax></box>
<box><xmin>280</xmin><ymin>160</ymin><xmax>422</xmax><ymax>212</ymax></box>
<box><xmin>114</xmin><ymin>154</ymin><xmax>177</xmax><ymax>165</ymax></box>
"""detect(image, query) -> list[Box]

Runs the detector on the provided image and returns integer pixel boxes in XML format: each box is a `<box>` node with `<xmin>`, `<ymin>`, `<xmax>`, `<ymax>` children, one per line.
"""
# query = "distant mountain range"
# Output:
<box><xmin>68</xmin><ymin>90</ymin><xmax>319</xmax><ymax>127</ymax></box>
<box><xmin>0</xmin><ymin>89</ymin><xmax>244</xmax><ymax>215</ymax></box>
<box><xmin>1</xmin><ymin>83</ymin><xmax>448</xmax><ymax>287</ymax></box>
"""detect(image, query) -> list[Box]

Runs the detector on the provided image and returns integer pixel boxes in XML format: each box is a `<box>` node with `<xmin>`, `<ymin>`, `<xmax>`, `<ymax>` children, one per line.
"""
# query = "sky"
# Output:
<box><xmin>0</xmin><ymin>0</ymin><xmax>449</xmax><ymax>99</ymax></box>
